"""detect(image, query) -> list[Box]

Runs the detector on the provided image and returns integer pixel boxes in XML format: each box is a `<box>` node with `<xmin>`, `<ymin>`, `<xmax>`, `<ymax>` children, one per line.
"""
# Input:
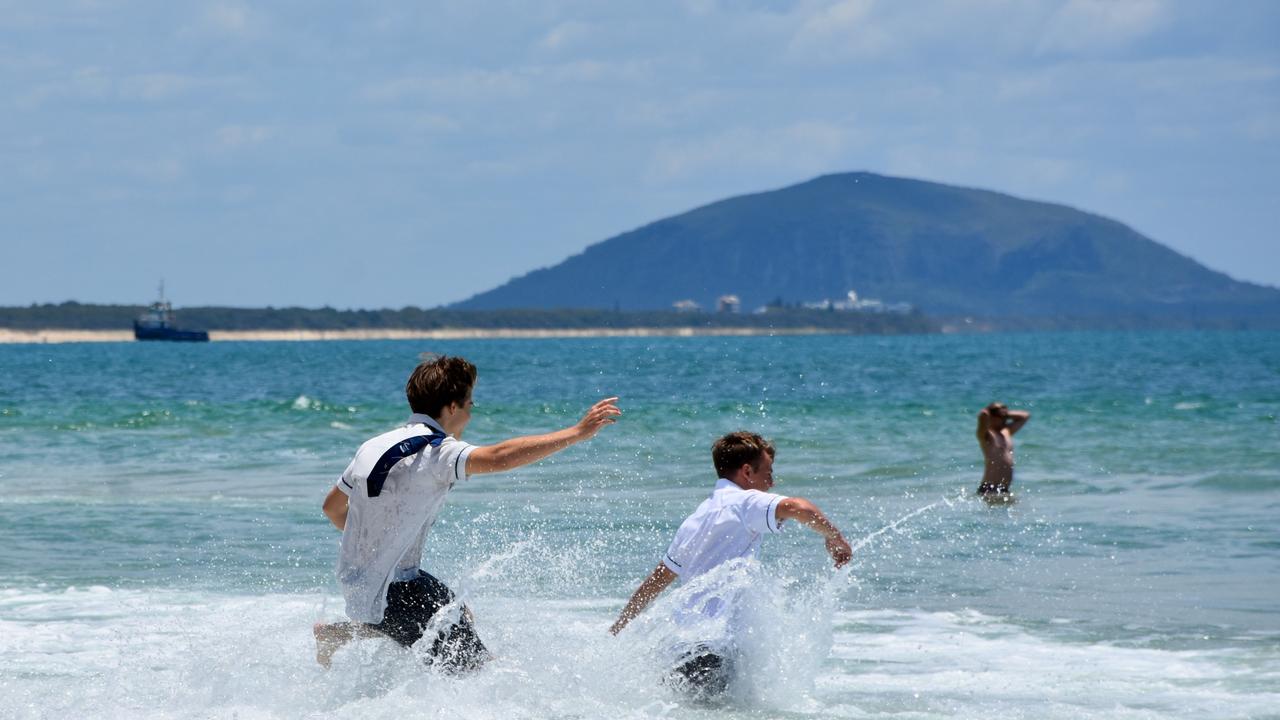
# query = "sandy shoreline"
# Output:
<box><xmin>0</xmin><ymin>327</ymin><xmax>847</xmax><ymax>344</ymax></box>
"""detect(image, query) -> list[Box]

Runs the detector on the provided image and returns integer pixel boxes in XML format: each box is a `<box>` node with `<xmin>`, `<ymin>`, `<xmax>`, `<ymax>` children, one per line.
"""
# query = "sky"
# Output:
<box><xmin>2</xmin><ymin>0</ymin><xmax>1277</xmax><ymax>309</ymax></box>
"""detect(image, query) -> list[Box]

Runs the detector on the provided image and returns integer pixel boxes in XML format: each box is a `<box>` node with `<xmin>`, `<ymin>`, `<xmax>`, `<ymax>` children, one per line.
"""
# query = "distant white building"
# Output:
<box><xmin>804</xmin><ymin>289</ymin><xmax>913</xmax><ymax>314</ymax></box>
<box><xmin>716</xmin><ymin>294</ymin><xmax>741</xmax><ymax>313</ymax></box>
<box><xmin>672</xmin><ymin>299</ymin><xmax>701</xmax><ymax>313</ymax></box>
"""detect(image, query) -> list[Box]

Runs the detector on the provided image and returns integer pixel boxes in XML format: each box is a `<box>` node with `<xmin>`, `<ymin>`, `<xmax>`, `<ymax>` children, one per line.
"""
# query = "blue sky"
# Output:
<box><xmin>3</xmin><ymin>0</ymin><xmax>1277</xmax><ymax>309</ymax></box>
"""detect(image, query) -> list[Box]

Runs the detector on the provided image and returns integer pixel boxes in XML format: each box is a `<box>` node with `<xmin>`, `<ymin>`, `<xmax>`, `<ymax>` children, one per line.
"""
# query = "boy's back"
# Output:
<box><xmin>663</xmin><ymin>479</ymin><xmax>786</xmax><ymax>583</ymax></box>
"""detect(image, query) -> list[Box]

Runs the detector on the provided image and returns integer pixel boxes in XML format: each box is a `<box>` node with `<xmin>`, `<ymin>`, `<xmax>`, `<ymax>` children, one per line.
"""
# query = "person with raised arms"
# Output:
<box><xmin>976</xmin><ymin>401</ymin><xmax>1031</xmax><ymax>500</ymax></box>
<box><xmin>609</xmin><ymin>431</ymin><xmax>852</xmax><ymax>697</ymax></box>
<box><xmin>315</xmin><ymin>353</ymin><xmax>621</xmax><ymax>671</ymax></box>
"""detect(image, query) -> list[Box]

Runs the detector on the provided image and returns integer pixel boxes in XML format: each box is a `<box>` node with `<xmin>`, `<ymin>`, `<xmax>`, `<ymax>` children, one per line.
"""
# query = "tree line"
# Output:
<box><xmin>0</xmin><ymin>301</ymin><xmax>940</xmax><ymax>334</ymax></box>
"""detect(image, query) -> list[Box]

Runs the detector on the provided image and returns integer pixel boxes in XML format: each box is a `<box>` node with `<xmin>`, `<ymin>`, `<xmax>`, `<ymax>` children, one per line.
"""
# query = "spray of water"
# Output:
<box><xmin>846</xmin><ymin>494</ymin><xmax>958</xmax><ymax>558</ymax></box>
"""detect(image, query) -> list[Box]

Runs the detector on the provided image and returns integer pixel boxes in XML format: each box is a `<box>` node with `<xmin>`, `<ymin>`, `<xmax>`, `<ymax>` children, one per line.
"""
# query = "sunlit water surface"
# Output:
<box><xmin>1</xmin><ymin>332</ymin><xmax>1277</xmax><ymax>718</ymax></box>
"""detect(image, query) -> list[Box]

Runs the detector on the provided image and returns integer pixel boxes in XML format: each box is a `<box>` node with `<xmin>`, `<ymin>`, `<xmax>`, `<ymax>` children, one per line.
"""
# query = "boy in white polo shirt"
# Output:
<box><xmin>316</xmin><ymin>354</ymin><xmax>620</xmax><ymax>671</ymax></box>
<box><xmin>609</xmin><ymin>431</ymin><xmax>852</xmax><ymax>695</ymax></box>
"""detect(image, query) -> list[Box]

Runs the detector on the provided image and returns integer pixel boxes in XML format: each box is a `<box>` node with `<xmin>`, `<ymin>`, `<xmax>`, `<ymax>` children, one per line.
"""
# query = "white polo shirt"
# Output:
<box><xmin>334</xmin><ymin>413</ymin><xmax>476</xmax><ymax>624</ymax></box>
<box><xmin>662</xmin><ymin>478</ymin><xmax>787</xmax><ymax>621</ymax></box>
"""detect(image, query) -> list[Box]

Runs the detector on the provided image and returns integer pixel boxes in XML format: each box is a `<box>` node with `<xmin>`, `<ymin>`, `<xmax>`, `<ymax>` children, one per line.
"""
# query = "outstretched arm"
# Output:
<box><xmin>776</xmin><ymin>497</ymin><xmax>853</xmax><ymax>568</ymax></box>
<box><xmin>610</xmin><ymin>564</ymin><xmax>677</xmax><ymax>635</ymax></box>
<box><xmin>1005</xmin><ymin>410</ymin><xmax>1030</xmax><ymax>435</ymax></box>
<box><xmin>466</xmin><ymin>397</ymin><xmax>621</xmax><ymax>475</ymax></box>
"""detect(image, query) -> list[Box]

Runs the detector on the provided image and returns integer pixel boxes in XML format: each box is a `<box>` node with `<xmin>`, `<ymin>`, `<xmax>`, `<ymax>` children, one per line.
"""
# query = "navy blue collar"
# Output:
<box><xmin>366</xmin><ymin>425</ymin><xmax>449</xmax><ymax>497</ymax></box>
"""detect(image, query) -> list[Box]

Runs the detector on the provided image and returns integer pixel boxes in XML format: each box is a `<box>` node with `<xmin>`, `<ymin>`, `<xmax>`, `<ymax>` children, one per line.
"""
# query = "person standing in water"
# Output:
<box><xmin>315</xmin><ymin>354</ymin><xmax>621</xmax><ymax>671</ymax></box>
<box><xmin>609</xmin><ymin>431</ymin><xmax>852</xmax><ymax>697</ymax></box>
<box><xmin>976</xmin><ymin>402</ymin><xmax>1031</xmax><ymax>499</ymax></box>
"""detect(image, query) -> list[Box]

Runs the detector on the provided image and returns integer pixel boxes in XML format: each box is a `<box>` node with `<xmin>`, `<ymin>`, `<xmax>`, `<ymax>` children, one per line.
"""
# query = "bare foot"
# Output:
<box><xmin>314</xmin><ymin>622</ymin><xmax>354</xmax><ymax>669</ymax></box>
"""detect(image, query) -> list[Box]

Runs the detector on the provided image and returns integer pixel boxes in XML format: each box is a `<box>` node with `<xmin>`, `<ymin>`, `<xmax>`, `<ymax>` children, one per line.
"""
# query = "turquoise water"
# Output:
<box><xmin>1</xmin><ymin>332</ymin><xmax>1277</xmax><ymax>718</ymax></box>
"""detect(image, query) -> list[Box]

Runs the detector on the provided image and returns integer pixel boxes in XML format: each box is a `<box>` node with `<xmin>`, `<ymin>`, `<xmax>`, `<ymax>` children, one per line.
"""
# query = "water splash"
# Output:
<box><xmin>847</xmin><ymin>494</ymin><xmax>959</xmax><ymax>557</ymax></box>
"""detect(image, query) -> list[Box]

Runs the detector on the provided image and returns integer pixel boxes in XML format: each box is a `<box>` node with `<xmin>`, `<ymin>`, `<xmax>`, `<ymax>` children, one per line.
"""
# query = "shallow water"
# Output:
<box><xmin>1</xmin><ymin>332</ymin><xmax>1277</xmax><ymax>718</ymax></box>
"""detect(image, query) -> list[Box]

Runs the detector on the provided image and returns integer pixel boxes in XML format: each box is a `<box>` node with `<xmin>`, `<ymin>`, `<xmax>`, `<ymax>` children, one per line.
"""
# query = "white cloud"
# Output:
<box><xmin>647</xmin><ymin>121</ymin><xmax>853</xmax><ymax>182</ymax></box>
<box><xmin>361</xmin><ymin>68</ymin><xmax>532</xmax><ymax>104</ymax></box>
<box><xmin>1037</xmin><ymin>0</ymin><xmax>1167</xmax><ymax>56</ymax></box>
<box><xmin>15</xmin><ymin>66</ymin><xmax>110</xmax><ymax>109</ymax></box>
<box><xmin>1147</xmin><ymin>123</ymin><xmax>1201</xmax><ymax>142</ymax></box>
<box><xmin>120</xmin><ymin>73</ymin><xmax>195</xmax><ymax>101</ymax></box>
<box><xmin>360</xmin><ymin>58</ymin><xmax>656</xmax><ymax>107</ymax></box>
<box><xmin>682</xmin><ymin>0</ymin><xmax>720</xmax><ymax>17</ymax></box>
<box><xmin>462</xmin><ymin>159</ymin><xmax>524</xmax><ymax>179</ymax></box>
<box><xmin>16</xmin><ymin>67</ymin><xmax>238</xmax><ymax>109</ymax></box>
<box><xmin>203</xmin><ymin>3</ymin><xmax>251</xmax><ymax>36</ymax></box>
<box><xmin>214</xmin><ymin>124</ymin><xmax>272</xmax><ymax>149</ymax></box>
<box><xmin>1090</xmin><ymin>170</ymin><xmax>1132</xmax><ymax>196</ymax></box>
<box><xmin>124</xmin><ymin>155</ymin><xmax>185</xmax><ymax>183</ymax></box>
<box><xmin>539</xmin><ymin>20</ymin><xmax>590</xmax><ymax>51</ymax></box>
<box><xmin>995</xmin><ymin>73</ymin><xmax>1057</xmax><ymax>102</ymax></box>
<box><xmin>1240</xmin><ymin>113</ymin><xmax>1280</xmax><ymax>142</ymax></box>
<box><xmin>409</xmin><ymin>113</ymin><xmax>461</xmax><ymax>133</ymax></box>
<box><xmin>787</xmin><ymin>0</ymin><xmax>889</xmax><ymax>60</ymax></box>
<box><xmin>547</xmin><ymin>58</ymin><xmax>655</xmax><ymax>84</ymax></box>
<box><xmin>618</xmin><ymin>89</ymin><xmax>735</xmax><ymax>131</ymax></box>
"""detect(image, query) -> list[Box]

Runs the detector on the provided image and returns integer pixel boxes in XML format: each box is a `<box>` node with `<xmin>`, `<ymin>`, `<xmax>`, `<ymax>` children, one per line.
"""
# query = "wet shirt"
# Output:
<box><xmin>662</xmin><ymin>478</ymin><xmax>786</xmax><ymax>621</ymax></box>
<box><xmin>334</xmin><ymin>414</ymin><xmax>475</xmax><ymax>624</ymax></box>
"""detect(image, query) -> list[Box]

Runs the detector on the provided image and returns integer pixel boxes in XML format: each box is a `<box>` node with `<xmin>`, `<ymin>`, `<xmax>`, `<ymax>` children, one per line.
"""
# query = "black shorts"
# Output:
<box><xmin>666</xmin><ymin>645</ymin><xmax>734</xmax><ymax>699</ymax></box>
<box><xmin>367</xmin><ymin>570</ymin><xmax>488</xmax><ymax>672</ymax></box>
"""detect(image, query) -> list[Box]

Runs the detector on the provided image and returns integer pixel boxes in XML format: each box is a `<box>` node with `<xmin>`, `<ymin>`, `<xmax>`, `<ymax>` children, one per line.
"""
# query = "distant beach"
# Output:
<box><xmin>0</xmin><ymin>326</ymin><xmax>850</xmax><ymax>344</ymax></box>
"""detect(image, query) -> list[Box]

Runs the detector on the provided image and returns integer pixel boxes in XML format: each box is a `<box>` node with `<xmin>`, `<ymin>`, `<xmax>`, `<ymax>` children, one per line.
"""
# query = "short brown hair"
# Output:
<box><xmin>712</xmin><ymin>431</ymin><xmax>776</xmax><ymax>478</ymax></box>
<box><xmin>405</xmin><ymin>354</ymin><xmax>477</xmax><ymax>418</ymax></box>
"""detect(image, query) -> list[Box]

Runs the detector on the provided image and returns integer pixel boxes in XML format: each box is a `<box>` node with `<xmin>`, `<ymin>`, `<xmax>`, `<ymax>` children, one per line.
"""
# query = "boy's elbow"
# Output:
<box><xmin>777</xmin><ymin>496</ymin><xmax>819</xmax><ymax>521</ymax></box>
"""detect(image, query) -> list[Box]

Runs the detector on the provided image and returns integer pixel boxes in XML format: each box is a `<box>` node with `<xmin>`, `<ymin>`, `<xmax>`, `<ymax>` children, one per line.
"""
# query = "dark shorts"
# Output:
<box><xmin>666</xmin><ymin>645</ymin><xmax>734</xmax><ymax>699</ymax></box>
<box><xmin>367</xmin><ymin>570</ymin><xmax>488</xmax><ymax>672</ymax></box>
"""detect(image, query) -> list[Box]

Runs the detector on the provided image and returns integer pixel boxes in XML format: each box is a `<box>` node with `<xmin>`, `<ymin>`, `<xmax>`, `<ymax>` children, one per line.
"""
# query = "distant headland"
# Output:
<box><xmin>455</xmin><ymin>172</ymin><xmax>1280</xmax><ymax>328</ymax></box>
<box><xmin>5</xmin><ymin>171</ymin><xmax>1278</xmax><ymax>342</ymax></box>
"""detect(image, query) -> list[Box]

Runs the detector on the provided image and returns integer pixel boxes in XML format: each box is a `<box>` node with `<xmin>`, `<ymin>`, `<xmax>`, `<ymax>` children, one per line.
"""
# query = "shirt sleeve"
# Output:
<box><xmin>438</xmin><ymin>437</ymin><xmax>477</xmax><ymax>484</ymax></box>
<box><xmin>662</xmin><ymin>537</ymin><xmax>686</xmax><ymax>576</ymax></box>
<box><xmin>335</xmin><ymin>458</ymin><xmax>357</xmax><ymax>496</ymax></box>
<box><xmin>742</xmin><ymin>491</ymin><xmax>787</xmax><ymax>535</ymax></box>
<box><xmin>661</xmin><ymin>514</ymin><xmax>699</xmax><ymax>576</ymax></box>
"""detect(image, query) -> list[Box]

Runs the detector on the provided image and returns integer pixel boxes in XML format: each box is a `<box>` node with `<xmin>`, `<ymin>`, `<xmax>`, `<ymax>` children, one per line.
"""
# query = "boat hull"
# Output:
<box><xmin>134</xmin><ymin>323</ymin><xmax>209</xmax><ymax>342</ymax></box>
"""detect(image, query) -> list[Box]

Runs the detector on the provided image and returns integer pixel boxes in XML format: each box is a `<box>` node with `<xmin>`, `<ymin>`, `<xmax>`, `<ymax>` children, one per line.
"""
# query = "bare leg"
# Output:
<box><xmin>313</xmin><ymin>622</ymin><xmax>356</xmax><ymax>669</ymax></box>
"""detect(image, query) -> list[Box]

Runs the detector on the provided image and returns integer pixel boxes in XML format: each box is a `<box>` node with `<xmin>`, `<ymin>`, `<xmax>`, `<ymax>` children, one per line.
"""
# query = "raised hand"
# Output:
<box><xmin>575</xmin><ymin>396</ymin><xmax>622</xmax><ymax>440</ymax></box>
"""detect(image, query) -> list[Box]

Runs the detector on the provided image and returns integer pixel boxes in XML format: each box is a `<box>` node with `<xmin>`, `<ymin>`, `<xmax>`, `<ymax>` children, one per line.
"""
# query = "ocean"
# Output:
<box><xmin>1</xmin><ymin>331</ymin><xmax>1277</xmax><ymax>719</ymax></box>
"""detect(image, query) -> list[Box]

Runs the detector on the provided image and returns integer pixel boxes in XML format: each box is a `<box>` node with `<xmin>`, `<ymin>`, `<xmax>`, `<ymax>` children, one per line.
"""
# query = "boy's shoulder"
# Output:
<box><xmin>352</xmin><ymin>423</ymin><xmax>454</xmax><ymax>468</ymax></box>
<box><xmin>356</xmin><ymin>424</ymin><xmax>410</xmax><ymax>454</ymax></box>
<box><xmin>707</xmin><ymin>485</ymin><xmax>782</xmax><ymax>517</ymax></box>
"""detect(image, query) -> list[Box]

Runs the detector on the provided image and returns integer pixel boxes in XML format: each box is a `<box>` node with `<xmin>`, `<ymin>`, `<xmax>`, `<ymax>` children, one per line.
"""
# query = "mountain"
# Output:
<box><xmin>454</xmin><ymin>172</ymin><xmax>1280</xmax><ymax>324</ymax></box>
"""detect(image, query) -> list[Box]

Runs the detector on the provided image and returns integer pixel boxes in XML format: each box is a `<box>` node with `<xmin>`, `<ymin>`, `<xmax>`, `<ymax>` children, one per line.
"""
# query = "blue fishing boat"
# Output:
<box><xmin>134</xmin><ymin>283</ymin><xmax>209</xmax><ymax>342</ymax></box>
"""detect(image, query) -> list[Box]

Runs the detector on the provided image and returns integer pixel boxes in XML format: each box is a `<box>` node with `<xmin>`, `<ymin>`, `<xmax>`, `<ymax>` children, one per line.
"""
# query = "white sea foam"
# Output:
<box><xmin>822</xmin><ymin>607</ymin><xmax>1280</xmax><ymax>719</ymax></box>
<box><xmin>2</xmin><ymin>584</ymin><xmax>1276</xmax><ymax>719</ymax></box>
